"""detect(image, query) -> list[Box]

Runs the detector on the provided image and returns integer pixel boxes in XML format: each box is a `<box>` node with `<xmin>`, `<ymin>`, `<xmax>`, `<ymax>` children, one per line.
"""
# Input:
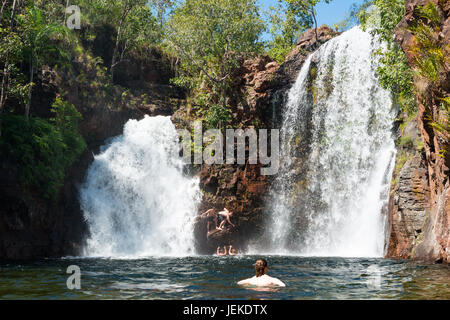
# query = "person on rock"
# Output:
<box><xmin>237</xmin><ymin>259</ymin><xmax>286</xmax><ymax>287</ymax></box>
<box><xmin>202</xmin><ymin>208</ymin><xmax>217</xmax><ymax>217</ymax></box>
<box><xmin>202</xmin><ymin>208</ymin><xmax>218</xmax><ymax>233</ymax></box>
<box><xmin>216</xmin><ymin>246</ymin><xmax>227</xmax><ymax>256</ymax></box>
<box><xmin>217</xmin><ymin>208</ymin><xmax>235</xmax><ymax>230</ymax></box>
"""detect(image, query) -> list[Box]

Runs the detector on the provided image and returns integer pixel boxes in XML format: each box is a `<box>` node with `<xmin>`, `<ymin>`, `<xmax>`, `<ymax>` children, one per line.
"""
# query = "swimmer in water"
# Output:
<box><xmin>228</xmin><ymin>245</ymin><xmax>238</xmax><ymax>256</ymax></box>
<box><xmin>216</xmin><ymin>246</ymin><xmax>227</xmax><ymax>256</ymax></box>
<box><xmin>237</xmin><ymin>259</ymin><xmax>286</xmax><ymax>287</ymax></box>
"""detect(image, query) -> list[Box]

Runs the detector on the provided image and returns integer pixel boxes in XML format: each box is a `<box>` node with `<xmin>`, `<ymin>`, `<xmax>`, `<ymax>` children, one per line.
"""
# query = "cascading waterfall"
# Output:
<box><xmin>80</xmin><ymin>116</ymin><xmax>201</xmax><ymax>258</ymax></box>
<box><xmin>265</xmin><ymin>27</ymin><xmax>397</xmax><ymax>257</ymax></box>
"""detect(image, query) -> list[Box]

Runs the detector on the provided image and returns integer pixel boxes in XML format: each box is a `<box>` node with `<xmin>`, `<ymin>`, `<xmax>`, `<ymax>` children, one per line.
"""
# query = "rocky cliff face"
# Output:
<box><xmin>386</xmin><ymin>152</ymin><xmax>431</xmax><ymax>258</ymax></box>
<box><xmin>190</xmin><ymin>26</ymin><xmax>340</xmax><ymax>254</ymax></box>
<box><xmin>386</xmin><ymin>0</ymin><xmax>449</xmax><ymax>264</ymax></box>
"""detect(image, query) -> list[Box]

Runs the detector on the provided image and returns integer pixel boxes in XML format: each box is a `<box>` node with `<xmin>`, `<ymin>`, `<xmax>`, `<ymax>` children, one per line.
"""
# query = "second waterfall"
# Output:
<box><xmin>80</xmin><ymin>116</ymin><xmax>201</xmax><ymax>258</ymax></box>
<box><xmin>264</xmin><ymin>27</ymin><xmax>397</xmax><ymax>257</ymax></box>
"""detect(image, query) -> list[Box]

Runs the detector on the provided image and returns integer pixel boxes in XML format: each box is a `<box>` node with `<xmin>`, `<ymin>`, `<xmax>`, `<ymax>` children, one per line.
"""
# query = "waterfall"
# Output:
<box><xmin>265</xmin><ymin>27</ymin><xmax>397</xmax><ymax>257</ymax></box>
<box><xmin>80</xmin><ymin>116</ymin><xmax>201</xmax><ymax>258</ymax></box>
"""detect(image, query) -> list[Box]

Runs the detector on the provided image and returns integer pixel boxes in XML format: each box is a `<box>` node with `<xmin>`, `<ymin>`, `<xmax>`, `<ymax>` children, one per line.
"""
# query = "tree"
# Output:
<box><xmin>266</xmin><ymin>2</ymin><xmax>311</xmax><ymax>63</ymax></box>
<box><xmin>151</xmin><ymin>0</ymin><xmax>175</xmax><ymax>27</ymax></box>
<box><xmin>0</xmin><ymin>0</ymin><xmax>9</xmax><ymax>22</ymax></box>
<box><xmin>18</xmin><ymin>4</ymin><xmax>70</xmax><ymax>118</ymax></box>
<box><xmin>359</xmin><ymin>0</ymin><xmax>416</xmax><ymax>115</ymax></box>
<box><xmin>81</xmin><ymin>0</ymin><xmax>160</xmax><ymax>79</ymax></box>
<box><xmin>283</xmin><ymin>0</ymin><xmax>333</xmax><ymax>45</ymax></box>
<box><xmin>165</xmin><ymin>0</ymin><xmax>265</xmax><ymax>123</ymax></box>
<box><xmin>0</xmin><ymin>0</ymin><xmax>19</xmax><ymax>136</ymax></box>
<box><xmin>110</xmin><ymin>0</ymin><xmax>140</xmax><ymax>78</ymax></box>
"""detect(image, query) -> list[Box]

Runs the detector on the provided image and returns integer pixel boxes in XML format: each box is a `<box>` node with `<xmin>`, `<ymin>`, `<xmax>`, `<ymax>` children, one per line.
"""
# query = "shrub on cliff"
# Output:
<box><xmin>0</xmin><ymin>99</ymin><xmax>86</xmax><ymax>199</ymax></box>
<box><xmin>360</xmin><ymin>0</ymin><xmax>417</xmax><ymax>116</ymax></box>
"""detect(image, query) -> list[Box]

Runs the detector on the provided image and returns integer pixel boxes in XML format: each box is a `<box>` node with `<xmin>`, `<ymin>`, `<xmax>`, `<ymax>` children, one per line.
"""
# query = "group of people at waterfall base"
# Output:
<box><xmin>201</xmin><ymin>208</ymin><xmax>286</xmax><ymax>288</ymax></box>
<box><xmin>202</xmin><ymin>207</ymin><xmax>239</xmax><ymax>255</ymax></box>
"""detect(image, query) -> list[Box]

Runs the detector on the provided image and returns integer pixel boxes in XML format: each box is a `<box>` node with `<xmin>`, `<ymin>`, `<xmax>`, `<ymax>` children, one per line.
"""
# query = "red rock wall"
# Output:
<box><xmin>387</xmin><ymin>0</ymin><xmax>449</xmax><ymax>263</ymax></box>
<box><xmin>386</xmin><ymin>154</ymin><xmax>431</xmax><ymax>258</ymax></box>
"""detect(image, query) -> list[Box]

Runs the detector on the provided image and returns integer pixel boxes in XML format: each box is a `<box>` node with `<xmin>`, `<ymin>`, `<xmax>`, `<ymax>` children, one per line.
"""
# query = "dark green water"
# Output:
<box><xmin>0</xmin><ymin>256</ymin><xmax>449</xmax><ymax>300</ymax></box>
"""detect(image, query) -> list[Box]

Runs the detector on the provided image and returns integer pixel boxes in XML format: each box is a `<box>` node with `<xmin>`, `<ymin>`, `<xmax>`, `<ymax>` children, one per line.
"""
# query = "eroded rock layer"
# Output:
<box><xmin>386</xmin><ymin>0</ymin><xmax>449</xmax><ymax>264</ymax></box>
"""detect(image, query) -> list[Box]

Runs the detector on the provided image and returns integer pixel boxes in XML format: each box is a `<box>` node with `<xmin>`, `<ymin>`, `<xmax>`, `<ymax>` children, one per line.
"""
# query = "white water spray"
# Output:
<box><xmin>265</xmin><ymin>27</ymin><xmax>397</xmax><ymax>257</ymax></box>
<box><xmin>80</xmin><ymin>116</ymin><xmax>201</xmax><ymax>258</ymax></box>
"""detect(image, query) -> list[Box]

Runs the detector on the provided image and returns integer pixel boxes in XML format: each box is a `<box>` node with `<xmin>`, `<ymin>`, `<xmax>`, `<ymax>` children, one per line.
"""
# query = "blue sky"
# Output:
<box><xmin>258</xmin><ymin>0</ymin><xmax>366</xmax><ymax>28</ymax></box>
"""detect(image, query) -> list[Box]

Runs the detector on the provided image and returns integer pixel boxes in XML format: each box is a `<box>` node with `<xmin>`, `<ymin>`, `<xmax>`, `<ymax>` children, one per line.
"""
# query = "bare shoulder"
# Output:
<box><xmin>237</xmin><ymin>276</ymin><xmax>255</xmax><ymax>285</ymax></box>
<box><xmin>238</xmin><ymin>275</ymin><xmax>286</xmax><ymax>287</ymax></box>
<box><xmin>266</xmin><ymin>275</ymin><xmax>286</xmax><ymax>287</ymax></box>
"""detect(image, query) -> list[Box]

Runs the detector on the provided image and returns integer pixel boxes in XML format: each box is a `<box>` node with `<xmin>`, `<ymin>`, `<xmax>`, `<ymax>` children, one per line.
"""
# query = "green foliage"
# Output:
<box><xmin>360</xmin><ymin>1</ymin><xmax>447</xmax><ymax>161</ymax></box>
<box><xmin>408</xmin><ymin>2</ymin><xmax>447</xmax><ymax>84</ymax></box>
<box><xmin>374</xmin><ymin>45</ymin><xmax>417</xmax><ymax>115</ymax></box>
<box><xmin>265</xmin><ymin>0</ymin><xmax>333</xmax><ymax>62</ymax></box>
<box><xmin>409</xmin><ymin>27</ymin><xmax>444</xmax><ymax>83</ymax></box>
<box><xmin>0</xmin><ymin>28</ymin><xmax>30</xmax><ymax>104</ymax></box>
<box><xmin>192</xmin><ymin>90</ymin><xmax>232</xmax><ymax>129</ymax></box>
<box><xmin>150</xmin><ymin>0</ymin><xmax>176</xmax><ymax>27</ymax></box>
<box><xmin>414</xmin><ymin>2</ymin><xmax>440</xmax><ymax>25</ymax></box>
<box><xmin>360</xmin><ymin>0</ymin><xmax>417</xmax><ymax>116</ymax></box>
<box><xmin>166</xmin><ymin>0</ymin><xmax>265</xmax><ymax>126</ymax></box>
<box><xmin>170</xmin><ymin>75</ymin><xmax>195</xmax><ymax>90</ymax></box>
<box><xmin>397</xmin><ymin>135</ymin><xmax>413</xmax><ymax>148</ymax></box>
<box><xmin>0</xmin><ymin>0</ymin><xmax>167</xmax><ymax>201</ymax></box>
<box><xmin>427</xmin><ymin>97</ymin><xmax>449</xmax><ymax>158</ymax></box>
<box><xmin>0</xmin><ymin>101</ymin><xmax>86</xmax><ymax>199</ymax></box>
<box><xmin>265</xmin><ymin>2</ymin><xmax>311</xmax><ymax>63</ymax></box>
<box><xmin>79</xmin><ymin>0</ymin><xmax>162</xmax><ymax>76</ymax></box>
<box><xmin>282</xmin><ymin>0</ymin><xmax>333</xmax><ymax>29</ymax></box>
<box><xmin>283</xmin><ymin>0</ymin><xmax>332</xmax><ymax>18</ymax></box>
<box><xmin>18</xmin><ymin>5</ymin><xmax>72</xmax><ymax>69</ymax></box>
<box><xmin>50</xmin><ymin>98</ymin><xmax>86</xmax><ymax>163</ymax></box>
<box><xmin>362</xmin><ymin>0</ymin><xmax>405</xmax><ymax>43</ymax></box>
<box><xmin>4</xmin><ymin>3</ymin><xmax>73</xmax><ymax>114</ymax></box>
<box><xmin>407</xmin><ymin>3</ymin><xmax>448</xmax><ymax>160</ymax></box>
<box><xmin>414</xmin><ymin>137</ymin><xmax>424</xmax><ymax>152</ymax></box>
<box><xmin>203</xmin><ymin>103</ymin><xmax>233</xmax><ymax>129</ymax></box>
<box><xmin>166</xmin><ymin>0</ymin><xmax>265</xmax><ymax>85</ymax></box>
<box><xmin>118</xmin><ymin>3</ymin><xmax>162</xmax><ymax>53</ymax></box>
<box><xmin>266</xmin><ymin>39</ymin><xmax>295</xmax><ymax>64</ymax></box>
